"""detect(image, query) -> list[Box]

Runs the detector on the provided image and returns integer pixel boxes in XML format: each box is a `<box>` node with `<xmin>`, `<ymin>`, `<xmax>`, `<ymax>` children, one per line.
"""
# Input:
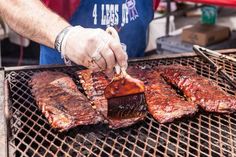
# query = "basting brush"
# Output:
<box><xmin>104</xmin><ymin>27</ymin><xmax>147</xmax><ymax>119</ymax></box>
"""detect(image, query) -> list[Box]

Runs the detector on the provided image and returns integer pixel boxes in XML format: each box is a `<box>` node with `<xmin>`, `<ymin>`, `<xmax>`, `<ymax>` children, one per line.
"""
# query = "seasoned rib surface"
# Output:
<box><xmin>127</xmin><ymin>66</ymin><xmax>197</xmax><ymax>123</ymax></box>
<box><xmin>78</xmin><ymin>70</ymin><xmax>145</xmax><ymax>129</ymax></box>
<box><xmin>29</xmin><ymin>71</ymin><xmax>103</xmax><ymax>131</ymax></box>
<box><xmin>159</xmin><ymin>65</ymin><xmax>236</xmax><ymax>113</ymax></box>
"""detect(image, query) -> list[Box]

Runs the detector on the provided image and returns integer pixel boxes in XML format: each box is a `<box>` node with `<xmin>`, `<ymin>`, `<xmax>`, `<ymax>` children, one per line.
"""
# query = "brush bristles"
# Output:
<box><xmin>107</xmin><ymin>93</ymin><xmax>147</xmax><ymax>119</ymax></box>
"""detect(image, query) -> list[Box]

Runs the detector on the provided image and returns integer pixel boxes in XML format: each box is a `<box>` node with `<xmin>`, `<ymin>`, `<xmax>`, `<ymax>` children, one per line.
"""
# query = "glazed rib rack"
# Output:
<box><xmin>5</xmin><ymin>51</ymin><xmax>236</xmax><ymax>157</ymax></box>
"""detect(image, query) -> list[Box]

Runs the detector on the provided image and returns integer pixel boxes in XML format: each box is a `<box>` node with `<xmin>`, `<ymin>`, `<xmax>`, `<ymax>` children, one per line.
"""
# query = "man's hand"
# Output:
<box><xmin>62</xmin><ymin>26</ymin><xmax>128</xmax><ymax>74</ymax></box>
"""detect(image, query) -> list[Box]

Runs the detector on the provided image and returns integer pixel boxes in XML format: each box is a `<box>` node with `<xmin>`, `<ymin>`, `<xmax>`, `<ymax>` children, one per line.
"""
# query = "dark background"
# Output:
<box><xmin>1</xmin><ymin>39</ymin><xmax>40</xmax><ymax>67</ymax></box>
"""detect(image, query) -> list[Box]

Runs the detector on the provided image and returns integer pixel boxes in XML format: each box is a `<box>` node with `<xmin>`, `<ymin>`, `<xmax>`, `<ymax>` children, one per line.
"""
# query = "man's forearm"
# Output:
<box><xmin>0</xmin><ymin>0</ymin><xmax>70</xmax><ymax>48</ymax></box>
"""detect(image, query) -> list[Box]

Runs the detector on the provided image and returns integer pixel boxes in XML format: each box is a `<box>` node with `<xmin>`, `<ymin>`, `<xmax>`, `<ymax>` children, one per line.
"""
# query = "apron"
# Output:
<box><xmin>40</xmin><ymin>0</ymin><xmax>154</xmax><ymax>64</ymax></box>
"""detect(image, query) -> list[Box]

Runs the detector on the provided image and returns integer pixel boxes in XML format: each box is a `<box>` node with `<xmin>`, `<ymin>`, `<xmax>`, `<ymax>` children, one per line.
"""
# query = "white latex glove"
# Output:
<box><xmin>106</xmin><ymin>27</ymin><xmax>127</xmax><ymax>75</ymax></box>
<box><xmin>61</xmin><ymin>26</ymin><xmax>128</xmax><ymax>74</ymax></box>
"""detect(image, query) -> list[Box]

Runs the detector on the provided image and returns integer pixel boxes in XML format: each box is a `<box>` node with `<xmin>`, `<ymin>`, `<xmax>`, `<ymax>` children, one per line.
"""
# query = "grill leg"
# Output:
<box><xmin>165</xmin><ymin>0</ymin><xmax>171</xmax><ymax>36</ymax></box>
<box><xmin>0</xmin><ymin>41</ymin><xmax>2</xmax><ymax>67</ymax></box>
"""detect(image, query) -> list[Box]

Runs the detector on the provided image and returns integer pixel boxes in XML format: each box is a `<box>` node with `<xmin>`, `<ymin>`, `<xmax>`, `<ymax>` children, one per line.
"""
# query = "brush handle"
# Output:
<box><xmin>106</xmin><ymin>27</ymin><xmax>127</xmax><ymax>75</ymax></box>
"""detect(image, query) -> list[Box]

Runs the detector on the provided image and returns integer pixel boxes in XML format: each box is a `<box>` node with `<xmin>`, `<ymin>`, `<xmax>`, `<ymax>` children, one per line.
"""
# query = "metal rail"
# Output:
<box><xmin>0</xmin><ymin>70</ymin><xmax>7</xmax><ymax>157</ymax></box>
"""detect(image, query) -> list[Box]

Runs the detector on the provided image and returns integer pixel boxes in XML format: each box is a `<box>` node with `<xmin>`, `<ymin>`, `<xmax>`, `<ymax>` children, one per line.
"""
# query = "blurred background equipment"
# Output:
<box><xmin>181</xmin><ymin>24</ymin><xmax>230</xmax><ymax>46</ymax></box>
<box><xmin>149</xmin><ymin>0</ymin><xmax>236</xmax><ymax>55</ymax></box>
<box><xmin>0</xmin><ymin>17</ymin><xmax>39</xmax><ymax>67</ymax></box>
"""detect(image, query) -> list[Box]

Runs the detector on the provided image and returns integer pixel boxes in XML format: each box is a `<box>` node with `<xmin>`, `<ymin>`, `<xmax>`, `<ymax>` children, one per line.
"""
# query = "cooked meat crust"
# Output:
<box><xmin>30</xmin><ymin>64</ymin><xmax>235</xmax><ymax>131</ymax></box>
<box><xmin>29</xmin><ymin>71</ymin><xmax>103</xmax><ymax>131</ymax></box>
<box><xmin>77</xmin><ymin>70</ymin><xmax>145</xmax><ymax>129</ymax></box>
<box><xmin>159</xmin><ymin>65</ymin><xmax>236</xmax><ymax>113</ymax></box>
<box><xmin>127</xmin><ymin>66</ymin><xmax>198</xmax><ymax>123</ymax></box>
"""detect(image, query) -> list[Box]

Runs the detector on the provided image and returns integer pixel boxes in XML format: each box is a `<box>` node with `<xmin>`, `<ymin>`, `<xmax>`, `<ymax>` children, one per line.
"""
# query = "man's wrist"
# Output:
<box><xmin>54</xmin><ymin>26</ymin><xmax>73</xmax><ymax>53</ymax></box>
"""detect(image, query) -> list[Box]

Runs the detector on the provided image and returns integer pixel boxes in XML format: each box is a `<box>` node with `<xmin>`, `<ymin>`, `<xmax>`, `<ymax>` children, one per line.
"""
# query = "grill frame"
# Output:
<box><xmin>3</xmin><ymin>50</ymin><xmax>236</xmax><ymax>157</ymax></box>
<box><xmin>0</xmin><ymin>69</ymin><xmax>7</xmax><ymax>157</ymax></box>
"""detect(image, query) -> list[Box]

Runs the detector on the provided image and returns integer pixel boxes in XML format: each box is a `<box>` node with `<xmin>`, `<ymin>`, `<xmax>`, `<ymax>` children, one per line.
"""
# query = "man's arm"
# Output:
<box><xmin>0</xmin><ymin>0</ymin><xmax>128</xmax><ymax>74</ymax></box>
<box><xmin>0</xmin><ymin>0</ymin><xmax>70</xmax><ymax>48</ymax></box>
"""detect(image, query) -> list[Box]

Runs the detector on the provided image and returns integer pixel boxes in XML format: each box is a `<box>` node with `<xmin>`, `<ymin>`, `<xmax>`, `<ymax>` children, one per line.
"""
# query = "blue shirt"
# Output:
<box><xmin>40</xmin><ymin>0</ymin><xmax>154</xmax><ymax>64</ymax></box>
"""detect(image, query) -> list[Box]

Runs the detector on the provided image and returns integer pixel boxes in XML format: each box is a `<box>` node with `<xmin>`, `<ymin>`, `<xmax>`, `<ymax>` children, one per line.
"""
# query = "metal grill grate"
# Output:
<box><xmin>5</xmin><ymin>53</ymin><xmax>236</xmax><ymax>157</ymax></box>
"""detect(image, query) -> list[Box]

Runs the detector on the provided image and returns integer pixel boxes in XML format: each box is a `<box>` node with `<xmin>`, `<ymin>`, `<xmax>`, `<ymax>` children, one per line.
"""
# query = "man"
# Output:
<box><xmin>0</xmin><ymin>0</ymin><xmax>159</xmax><ymax>74</ymax></box>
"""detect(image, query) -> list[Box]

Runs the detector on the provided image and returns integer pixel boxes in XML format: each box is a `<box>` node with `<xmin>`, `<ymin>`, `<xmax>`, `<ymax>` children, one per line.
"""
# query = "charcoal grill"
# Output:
<box><xmin>2</xmin><ymin>50</ymin><xmax>236</xmax><ymax>157</ymax></box>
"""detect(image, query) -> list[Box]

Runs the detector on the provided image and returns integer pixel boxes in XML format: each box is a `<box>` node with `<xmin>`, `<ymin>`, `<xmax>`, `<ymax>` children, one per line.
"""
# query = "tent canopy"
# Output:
<box><xmin>178</xmin><ymin>0</ymin><xmax>236</xmax><ymax>7</ymax></box>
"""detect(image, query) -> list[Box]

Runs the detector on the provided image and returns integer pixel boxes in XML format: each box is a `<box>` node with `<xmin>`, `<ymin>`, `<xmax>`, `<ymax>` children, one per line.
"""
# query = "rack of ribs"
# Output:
<box><xmin>127</xmin><ymin>66</ymin><xmax>198</xmax><ymax>123</ymax></box>
<box><xmin>77</xmin><ymin>70</ymin><xmax>145</xmax><ymax>129</ymax></box>
<box><xmin>159</xmin><ymin>65</ymin><xmax>236</xmax><ymax>113</ymax></box>
<box><xmin>29</xmin><ymin>71</ymin><xmax>103</xmax><ymax>131</ymax></box>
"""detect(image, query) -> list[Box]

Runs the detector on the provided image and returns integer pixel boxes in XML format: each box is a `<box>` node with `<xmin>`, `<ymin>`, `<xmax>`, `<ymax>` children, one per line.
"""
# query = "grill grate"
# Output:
<box><xmin>5</xmin><ymin>53</ymin><xmax>236</xmax><ymax>157</ymax></box>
